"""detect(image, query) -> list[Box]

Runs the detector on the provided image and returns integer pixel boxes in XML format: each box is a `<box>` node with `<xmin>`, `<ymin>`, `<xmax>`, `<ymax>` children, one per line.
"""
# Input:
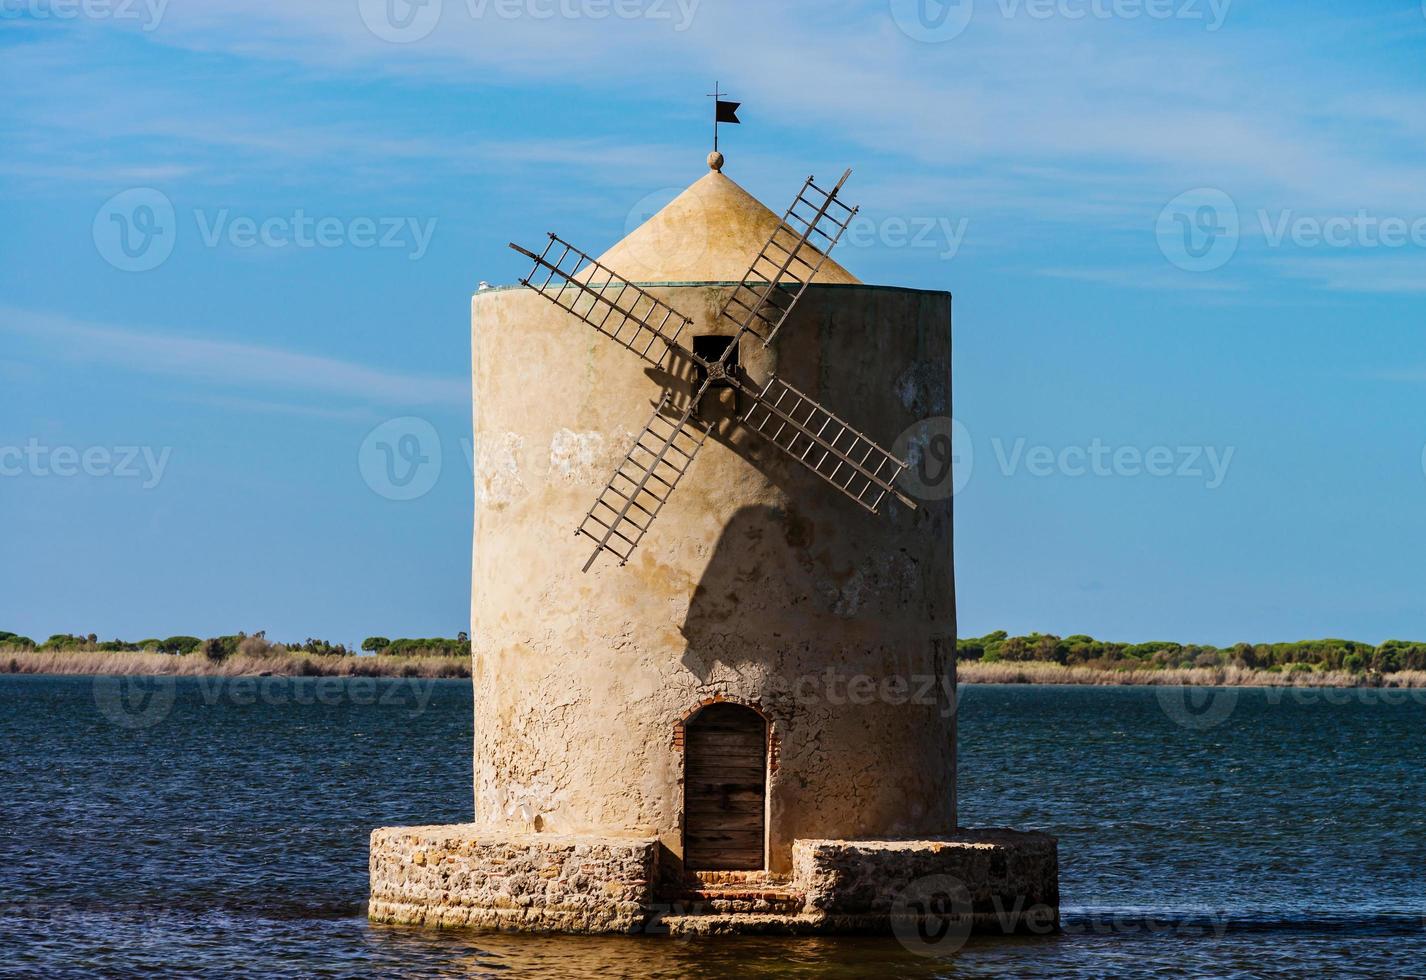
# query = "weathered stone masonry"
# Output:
<box><xmin>369</xmin><ymin>827</ymin><xmax>657</xmax><ymax>934</ymax></box>
<box><xmin>370</xmin><ymin>825</ymin><xmax>1059</xmax><ymax>936</ymax></box>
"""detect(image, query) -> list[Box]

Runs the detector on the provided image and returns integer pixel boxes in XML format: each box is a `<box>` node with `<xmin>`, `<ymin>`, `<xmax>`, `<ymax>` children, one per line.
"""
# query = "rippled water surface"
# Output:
<box><xmin>2</xmin><ymin>675</ymin><xmax>1423</xmax><ymax>977</ymax></box>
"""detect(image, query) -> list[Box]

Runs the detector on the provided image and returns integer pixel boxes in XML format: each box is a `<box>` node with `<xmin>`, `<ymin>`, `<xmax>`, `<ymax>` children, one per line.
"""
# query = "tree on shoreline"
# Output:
<box><xmin>956</xmin><ymin>632</ymin><xmax>1426</xmax><ymax>675</ymax></box>
<box><xmin>18</xmin><ymin>628</ymin><xmax>1415</xmax><ymax>672</ymax></box>
<box><xmin>0</xmin><ymin>630</ymin><xmax>470</xmax><ymax>659</ymax></box>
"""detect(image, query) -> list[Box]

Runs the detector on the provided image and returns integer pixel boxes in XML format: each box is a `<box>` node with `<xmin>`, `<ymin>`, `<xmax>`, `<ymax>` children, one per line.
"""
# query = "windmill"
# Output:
<box><xmin>370</xmin><ymin>136</ymin><xmax>1060</xmax><ymax>936</ymax></box>
<box><xmin>509</xmin><ymin>168</ymin><xmax>917</xmax><ymax>572</ymax></box>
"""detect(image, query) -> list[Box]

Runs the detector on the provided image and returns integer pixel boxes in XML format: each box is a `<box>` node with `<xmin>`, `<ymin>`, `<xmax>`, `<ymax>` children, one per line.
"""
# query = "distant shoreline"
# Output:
<box><xmin>957</xmin><ymin>661</ymin><xmax>1426</xmax><ymax>689</ymax></box>
<box><xmin>4</xmin><ymin>648</ymin><xmax>1426</xmax><ymax>689</ymax></box>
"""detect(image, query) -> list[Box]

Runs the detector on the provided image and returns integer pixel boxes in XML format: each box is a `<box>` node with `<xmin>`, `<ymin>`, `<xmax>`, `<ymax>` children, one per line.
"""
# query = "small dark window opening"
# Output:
<box><xmin>693</xmin><ymin>334</ymin><xmax>738</xmax><ymax>390</ymax></box>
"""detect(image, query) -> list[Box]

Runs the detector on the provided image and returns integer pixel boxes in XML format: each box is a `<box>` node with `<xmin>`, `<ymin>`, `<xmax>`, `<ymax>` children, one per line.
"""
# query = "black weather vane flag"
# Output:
<box><xmin>708</xmin><ymin>81</ymin><xmax>740</xmax><ymax>151</ymax></box>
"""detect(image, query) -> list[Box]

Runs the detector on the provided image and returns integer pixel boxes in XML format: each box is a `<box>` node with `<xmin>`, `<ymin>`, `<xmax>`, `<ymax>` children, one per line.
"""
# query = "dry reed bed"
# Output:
<box><xmin>5</xmin><ymin>647</ymin><xmax>1426</xmax><ymax>688</ymax></box>
<box><xmin>0</xmin><ymin>648</ymin><xmax>470</xmax><ymax>678</ymax></box>
<box><xmin>958</xmin><ymin>661</ymin><xmax>1426</xmax><ymax>688</ymax></box>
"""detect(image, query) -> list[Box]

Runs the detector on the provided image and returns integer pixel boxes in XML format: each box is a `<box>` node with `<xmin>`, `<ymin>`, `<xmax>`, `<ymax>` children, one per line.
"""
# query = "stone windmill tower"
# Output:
<box><xmin>370</xmin><ymin>141</ymin><xmax>1057</xmax><ymax>937</ymax></box>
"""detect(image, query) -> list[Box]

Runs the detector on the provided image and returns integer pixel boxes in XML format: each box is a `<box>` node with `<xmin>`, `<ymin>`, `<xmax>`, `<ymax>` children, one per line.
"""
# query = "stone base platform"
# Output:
<box><xmin>368</xmin><ymin>827</ymin><xmax>657</xmax><ymax>933</ymax></box>
<box><xmin>369</xmin><ymin>825</ymin><xmax>1058</xmax><ymax>937</ymax></box>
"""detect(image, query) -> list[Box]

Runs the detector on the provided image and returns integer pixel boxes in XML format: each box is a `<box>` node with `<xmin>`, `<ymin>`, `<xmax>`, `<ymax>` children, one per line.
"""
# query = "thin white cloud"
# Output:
<box><xmin>168</xmin><ymin>392</ymin><xmax>384</xmax><ymax>422</ymax></box>
<box><xmin>8</xmin><ymin>0</ymin><xmax>1426</xmax><ymax>281</ymax></box>
<box><xmin>0</xmin><ymin>307</ymin><xmax>468</xmax><ymax>407</ymax></box>
<box><xmin>0</xmin><ymin>160</ymin><xmax>201</xmax><ymax>183</ymax></box>
<box><xmin>6</xmin><ymin>30</ymin><xmax>686</xmax><ymax>189</ymax></box>
<box><xmin>1039</xmin><ymin>266</ymin><xmax>1248</xmax><ymax>293</ymax></box>
<box><xmin>1271</xmin><ymin>256</ymin><xmax>1426</xmax><ymax>295</ymax></box>
<box><xmin>106</xmin><ymin>1</ymin><xmax>1426</xmax><ymax>215</ymax></box>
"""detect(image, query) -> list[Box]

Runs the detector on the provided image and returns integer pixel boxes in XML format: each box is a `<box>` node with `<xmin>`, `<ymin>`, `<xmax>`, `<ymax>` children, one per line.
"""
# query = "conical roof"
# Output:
<box><xmin>592</xmin><ymin>157</ymin><xmax>860</xmax><ymax>285</ymax></box>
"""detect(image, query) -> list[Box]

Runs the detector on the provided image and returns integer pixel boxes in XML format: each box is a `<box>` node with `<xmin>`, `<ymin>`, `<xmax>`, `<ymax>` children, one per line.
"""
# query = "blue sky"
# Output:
<box><xmin>3</xmin><ymin>0</ymin><xmax>1425</xmax><ymax>646</ymax></box>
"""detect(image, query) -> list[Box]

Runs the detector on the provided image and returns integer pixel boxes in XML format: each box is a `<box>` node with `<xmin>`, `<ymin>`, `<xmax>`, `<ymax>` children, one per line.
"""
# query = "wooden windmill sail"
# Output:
<box><xmin>510</xmin><ymin>169</ymin><xmax>916</xmax><ymax>572</ymax></box>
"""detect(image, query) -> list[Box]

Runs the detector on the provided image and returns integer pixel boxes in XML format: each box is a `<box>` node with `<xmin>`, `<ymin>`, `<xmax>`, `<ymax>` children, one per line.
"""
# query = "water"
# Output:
<box><xmin>2</xmin><ymin>675</ymin><xmax>1422</xmax><ymax>977</ymax></box>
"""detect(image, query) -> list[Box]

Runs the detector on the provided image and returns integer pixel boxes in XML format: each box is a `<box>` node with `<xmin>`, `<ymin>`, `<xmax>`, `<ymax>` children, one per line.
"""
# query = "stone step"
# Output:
<box><xmin>665</xmin><ymin>885</ymin><xmax>805</xmax><ymax>915</ymax></box>
<box><xmin>661</xmin><ymin>911</ymin><xmax>826</xmax><ymax>937</ymax></box>
<box><xmin>686</xmin><ymin>869</ymin><xmax>792</xmax><ymax>887</ymax></box>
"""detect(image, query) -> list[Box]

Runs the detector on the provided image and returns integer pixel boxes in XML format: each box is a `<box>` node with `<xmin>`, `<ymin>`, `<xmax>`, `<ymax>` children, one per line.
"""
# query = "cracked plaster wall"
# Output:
<box><xmin>471</xmin><ymin>284</ymin><xmax>954</xmax><ymax>873</ymax></box>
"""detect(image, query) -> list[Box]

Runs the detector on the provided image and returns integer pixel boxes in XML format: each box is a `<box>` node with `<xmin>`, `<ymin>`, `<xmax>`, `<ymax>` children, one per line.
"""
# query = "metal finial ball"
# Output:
<box><xmin>707</xmin><ymin>150</ymin><xmax>724</xmax><ymax>172</ymax></box>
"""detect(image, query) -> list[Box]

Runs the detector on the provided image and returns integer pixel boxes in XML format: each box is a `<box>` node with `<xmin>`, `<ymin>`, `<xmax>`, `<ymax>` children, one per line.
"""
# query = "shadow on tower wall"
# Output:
<box><xmin>678</xmin><ymin>503</ymin><xmax>788</xmax><ymax>684</ymax></box>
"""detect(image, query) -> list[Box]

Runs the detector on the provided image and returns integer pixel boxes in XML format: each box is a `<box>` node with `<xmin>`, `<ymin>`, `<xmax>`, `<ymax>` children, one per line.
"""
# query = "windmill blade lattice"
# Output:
<box><xmin>511</xmin><ymin>235</ymin><xmax>695</xmax><ymax>371</ymax></box>
<box><xmin>508</xmin><ymin>166</ymin><xmax>913</xmax><ymax>572</ymax></box>
<box><xmin>717</xmin><ymin>170</ymin><xmax>858</xmax><ymax>348</ymax></box>
<box><xmin>737</xmin><ymin>374</ymin><xmax>915</xmax><ymax>514</ymax></box>
<box><xmin>576</xmin><ymin>395</ymin><xmax>711</xmax><ymax>571</ymax></box>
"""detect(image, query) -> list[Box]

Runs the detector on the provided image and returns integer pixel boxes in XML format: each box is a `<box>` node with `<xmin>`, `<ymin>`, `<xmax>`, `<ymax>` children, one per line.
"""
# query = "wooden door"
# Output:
<box><xmin>683</xmin><ymin>703</ymin><xmax>767</xmax><ymax>871</ymax></box>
